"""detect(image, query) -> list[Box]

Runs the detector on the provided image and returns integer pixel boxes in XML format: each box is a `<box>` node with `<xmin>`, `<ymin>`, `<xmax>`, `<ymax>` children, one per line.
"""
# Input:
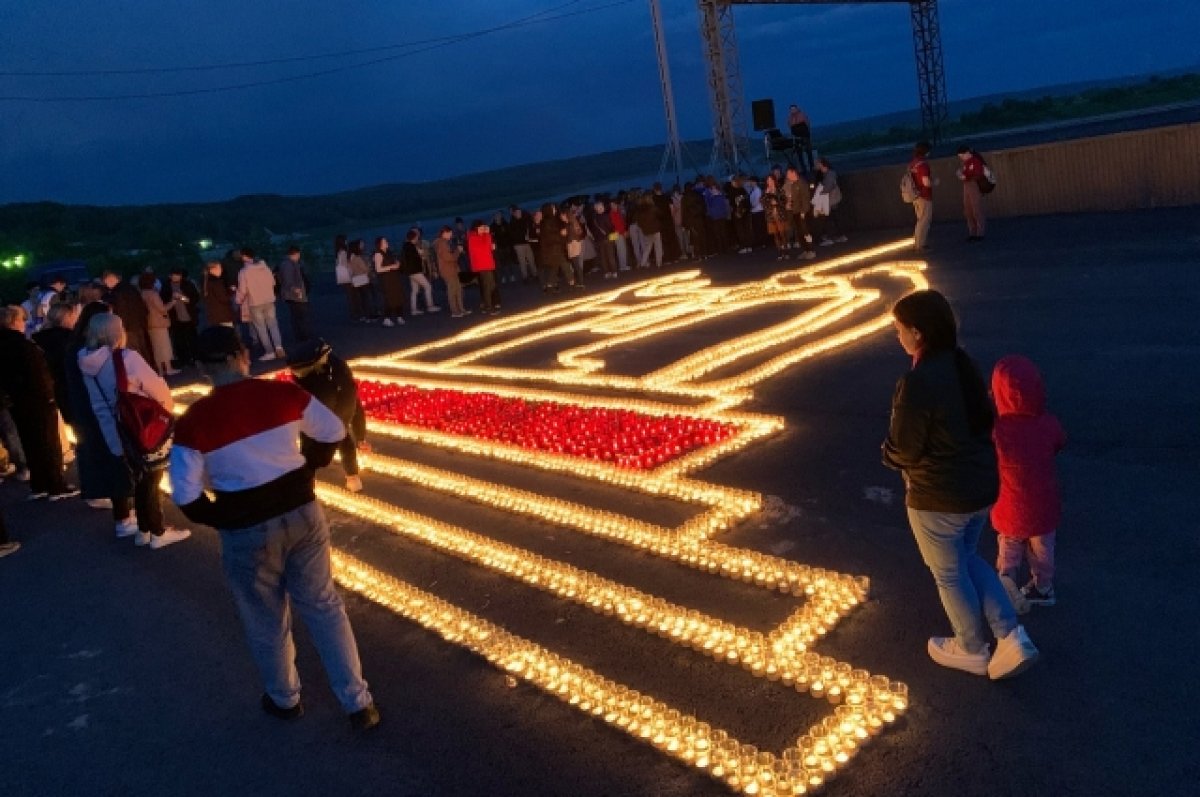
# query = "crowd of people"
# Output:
<box><xmin>328</xmin><ymin>163</ymin><xmax>853</xmax><ymax>323</ymax></box>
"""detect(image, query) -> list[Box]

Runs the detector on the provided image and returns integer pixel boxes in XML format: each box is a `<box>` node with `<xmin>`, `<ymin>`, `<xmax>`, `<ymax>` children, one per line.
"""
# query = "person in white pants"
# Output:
<box><xmin>402</xmin><ymin>230</ymin><xmax>440</xmax><ymax>315</ymax></box>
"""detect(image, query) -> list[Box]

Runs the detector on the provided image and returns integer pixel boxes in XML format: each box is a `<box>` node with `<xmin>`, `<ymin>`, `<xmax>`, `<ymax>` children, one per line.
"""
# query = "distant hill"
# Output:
<box><xmin>1</xmin><ymin>68</ymin><xmax>1197</xmax><ymax>283</ymax></box>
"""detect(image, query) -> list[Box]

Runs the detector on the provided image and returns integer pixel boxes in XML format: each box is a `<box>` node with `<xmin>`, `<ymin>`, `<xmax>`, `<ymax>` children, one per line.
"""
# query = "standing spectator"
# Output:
<box><xmin>609</xmin><ymin>201</ymin><xmax>630</xmax><ymax>271</ymax></box>
<box><xmin>140</xmin><ymin>273</ymin><xmax>179</xmax><ymax>377</ymax></box>
<box><xmin>957</xmin><ymin>146</ymin><xmax>988</xmax><ymax>241</ymax></box>
<box><xmin>990</xmin><ymin>355</ymin><xmax>1066</xmax><ymax>611</ymax></box>
<box><xmin>0</xmin><ymin>306</ymin><xmax>78</xmax><ymax>501</ymax></box>
<box><xmin>434</xmin><ymin>226</ymin><xmax>468</xmax><ymax>318</ymax></box>
<box><xmin>347</xmin><ymin>240</ymin><xmax>373</xmax><ymax>324</ymax></box>
<box><xmin>277</xmin><ymin>246</ymin><xmax>312</xmax><ymax>342</ymax></box>
<box><xmin>170</xmin><ymin>326</ymin><xmax>380</xmax><ymax>729</ymax></box>
<box><xmin>681</xmin><ymin>182</ymin><xmax>708</xmax><ymax>260</ymax></box>
<box><xmin>587</xmin><ymin>199</ymin><xmax>618</xmax><ymax>280</ymax></box>
<box><xmin>163</xmin><ymin>268</ymin><xmax>201</xmax><ymax>367</ymax></box>
<box><xmin>670</xmin><ymin>186</ymin><xmax>690</xmax><ymax>259</ymax></box>
<box><xmin>787</xmin><ymin>104</ymin><xmax>814</xmax><ymax>174</ymax></box>
<box><xmin>286</xmin><ymin>340</ymin><xmax>368</xmax><ymax>494</ymax></box>
<box><xmin>32</xmin><ymin>275</ymin><xmax>69</xmax><ymax>332</ymax></box>
<box><xmin>784</xmin><ymin>167</ymin><xmax>816</xmax><ymax>260</ymax></box>
<box><xmin>762</xmin><ymin>174</ymin><xmax>790</xmax><ymax>260</ymax></box>
<box><xmin>401</xmin><ymin>231</ymin><xmax>440</xmax><ymax>316</ymax></box>
<box><xmin>882</xmin><ymin>290</ymin><xmax>1037</xmax><ymax>679</ymax></box>
<box><xmin>372</xmin><ymin>237</ymin><xmax>406</xmax><ymax>328</ymax></box>
<box><xmin>909</xmin><ymin>141</ymin><xmax>934</xmax><ymax>251</ymax></box>
<box><xmin>32</xmin><ymin>303</ymin><xmax>78</xmax><ymax>429</ymax></box>
<box><xmin>101</xmin><ymin>270</ymin><xmax>151</xmax><ymax>365</ymax></box>
<box><xmin>453</xmin><ymin>218</ymin><xmax>469</xmax><ymax>271</ymax></box>
<box><xmin>814</xmin><ymin>158</ymin><xmax>848</xmax><ymax>246</ymax></box>
<box><xmin>729</xmin><ymin>177</ymin><xmax>754</xmax><ymax>254</ymax></box>
<box><xmin>625</xmin><ymin>192</ymin><xmax>645</xmax><ymax>269</ymax></box>
<box><xmin>236</xmin><ymin>249</ymin><xmax>286</xmax><ymax>361</ymax></box>
<box><xmin>467</xmin><ymin>220</ymin><xmax>500</xmax><ymax>313</ymax></box>
<box><xmin>703</xmin><ymin>177</ymin><xmax>731</xmax><ymax>256</ymax></box>
<box><xmin>65</xmin><ymin>302</ymin><xmax>134</xmax><ymax>523</ymax></box>
<box><xmin>334</xmin><ymin>235</ymin><xmax>360</xmax><ymax>321</ymax></box>
<box><xmin>635</xmin><ymin>196</ymin><xmax>664</xmax><ymax>269</ymax></box>
<box><xmin>651</xmin><ymin>183</ymin><xmax>680</xmax><ymax>263</ymax></box>
<box><xmin>490</xmin><ymin>211</ymin><xmax>517</xmax><ymax>285</ymax></box>
<box><xmin>79</xmin><ymin>313</ymin><xmax>188</xmax><ymax>548</ymax></box>
<box><xmin>202</xmin><ymin>261</ymin><xmax>236</xmax><ymax>328</ymax></box>
<box><xmin>746</xmin><ymin>176</ymin><xmax>766</xmax><ymax>249</ymax></box>
<box><xmin>563</xmin><ymin>207</ymin><xmax>588</xmax><ymax>287</ymax></box>
<box><xmin>509</xmin><ymin>207</ymin><xmax>537</xmax><ymax>284</ymax></box>
<box><xmin>538</xmin><ymin>204</ymin><xmax>570</xmax><ymax>291</ymax></box>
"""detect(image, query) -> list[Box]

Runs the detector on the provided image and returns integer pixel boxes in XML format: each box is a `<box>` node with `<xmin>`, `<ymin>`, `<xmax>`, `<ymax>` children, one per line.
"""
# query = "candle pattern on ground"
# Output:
<box><xmin>172</xmin><ymin>242</ymin><xmax>926</xmax><ymax>795</ymax></box>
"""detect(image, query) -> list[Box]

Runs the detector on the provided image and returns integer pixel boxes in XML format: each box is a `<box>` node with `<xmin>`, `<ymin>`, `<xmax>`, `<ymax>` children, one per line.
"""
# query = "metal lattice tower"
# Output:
<box><xmin>649</xmin><ymin>0</ymin><xmax>684</xmax><ymax>185</ymax></box>
<box><xmin>700</xmin><ymin>0</ymin><xmax>948</xmax><ymax>171</ymax></box>
<box><xmin>697</xmin><ymin>0</ymin><xmax>750</xmax><ymax>174</ymax></box>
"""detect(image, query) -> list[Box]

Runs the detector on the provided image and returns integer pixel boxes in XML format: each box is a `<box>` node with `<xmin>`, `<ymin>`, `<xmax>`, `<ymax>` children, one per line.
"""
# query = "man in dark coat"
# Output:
<box><xmin>101</xmin><ymin>270</ymin><xmax>152</xmax><ymax>363</ymax></box>
<box><xmin>0</xmin><ymin>306</ymin><xmax>76</xmax><ymax>500</ymax></box>
<box><xmin>162</xmin><ymin>267</ymin><xmax>201</xmax><ymax>367</ymax></box>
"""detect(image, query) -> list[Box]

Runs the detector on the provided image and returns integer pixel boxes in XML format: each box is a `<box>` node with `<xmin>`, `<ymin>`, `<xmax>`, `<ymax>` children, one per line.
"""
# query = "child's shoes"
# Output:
<box><xmin>1021</xmin><ymin>581</ymin><xmax>1056</xmax><ymax>607</ymax></box>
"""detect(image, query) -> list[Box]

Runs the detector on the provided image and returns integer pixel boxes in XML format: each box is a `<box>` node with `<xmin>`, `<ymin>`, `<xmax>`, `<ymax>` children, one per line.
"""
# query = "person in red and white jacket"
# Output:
<box><xmin>466</xmin><ymin>220</ymin><xmax>499</xmax><ymax>314</ymax></box>
<box><xmin>908</xmin><ymin>141</ymin><xmax>934</xmax><ymax>251</ymax></box>
<box><xmin>169</xmin><ymin>325</ymin><xmax>380</xmax><ymax>730</ymax></box>
<box><xmin>956</xmin><ymin>146</ymin><xmax>988</xmax><ymax>241</ymax></box>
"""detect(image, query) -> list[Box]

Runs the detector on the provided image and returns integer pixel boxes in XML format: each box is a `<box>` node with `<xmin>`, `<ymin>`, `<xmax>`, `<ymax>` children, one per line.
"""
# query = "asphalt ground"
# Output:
<box><xmin>3</xmin><ymin>205</ymin><xmax>1199</xmax><ymax>796</ymax></box>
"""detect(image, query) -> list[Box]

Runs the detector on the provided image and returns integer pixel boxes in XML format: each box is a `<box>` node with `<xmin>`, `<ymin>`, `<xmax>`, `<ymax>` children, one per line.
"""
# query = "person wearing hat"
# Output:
<box><xmin>169</xmin><ymin>326</ymin><xmax>380</xmax><ymax>730</ymax></box>
<box><xmin>285</xmin><ymin>339</ymin><xmax>367</xmax><ymax>493</ymax></box>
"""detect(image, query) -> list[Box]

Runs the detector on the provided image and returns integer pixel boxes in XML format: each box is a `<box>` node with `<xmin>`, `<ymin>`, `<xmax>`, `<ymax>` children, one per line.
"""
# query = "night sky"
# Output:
<box><xmin>1</xmin><ymin>0</ymin><xmax>1194</xmax><ymax>205</ymax></box>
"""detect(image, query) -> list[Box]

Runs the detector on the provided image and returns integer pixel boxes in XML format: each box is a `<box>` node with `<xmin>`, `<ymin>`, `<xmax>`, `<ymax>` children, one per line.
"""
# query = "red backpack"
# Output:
<box><xmin>102</xmin><ymin>350</ymin><xmax>175</xmax><ymax>473</ymax></box>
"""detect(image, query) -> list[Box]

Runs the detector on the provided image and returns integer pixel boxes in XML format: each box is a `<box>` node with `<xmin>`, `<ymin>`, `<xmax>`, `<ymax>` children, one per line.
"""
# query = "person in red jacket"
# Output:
<box><xmin>466</xmin><ymin>220</ymin><xmax>499</xmax><ymax>314</ymax></box>
<box><xmin>990</xmin><ymin>355</ymin><xmax>1066</xmax><ymax>612</ymax></box>
<box><xmin>956</xmin><ymin>146</ymin><xmax>988</xmax><ymax>241</ymax></box>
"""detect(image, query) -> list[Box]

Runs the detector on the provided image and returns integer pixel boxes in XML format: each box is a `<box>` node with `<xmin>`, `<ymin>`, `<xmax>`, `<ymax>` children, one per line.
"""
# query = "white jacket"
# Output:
<box><xmin>236</xmin><ymin>260</ymin><xmax>277</xmax><ymax>307</ymax></box>
<box><xmin>78</xmin><ymin>346</ymin><xmax>174</xmax><ymax>457</ymax></box>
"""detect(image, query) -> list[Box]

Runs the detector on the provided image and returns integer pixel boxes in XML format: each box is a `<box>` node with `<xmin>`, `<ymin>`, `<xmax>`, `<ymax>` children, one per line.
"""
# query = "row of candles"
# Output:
<box><xmin>315</xmin><ymin>482</ymin><xmax>871</xmax><ymax>683</ymax></box>
<box><xmin>333</xmin><ymin>548</ymin><xmax>908</xmax><ymax>796</ymax></box>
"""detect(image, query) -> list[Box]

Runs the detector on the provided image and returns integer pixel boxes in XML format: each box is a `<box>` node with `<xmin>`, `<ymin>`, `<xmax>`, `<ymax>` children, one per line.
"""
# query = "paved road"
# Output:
<box><xmin>3</xmin><ymin>205</ymin><xmax>1199</xmax><ymax>796</ymax></box>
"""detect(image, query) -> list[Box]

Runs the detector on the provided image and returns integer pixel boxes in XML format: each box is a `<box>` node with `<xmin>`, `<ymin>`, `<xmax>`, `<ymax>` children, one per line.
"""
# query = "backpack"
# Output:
<box><xmin>978</xmin><ymin>164</ymin><xmax>997</xmax><ymax>194</ymax></box>
<box><xmin>95</xmin><ymin>350</ymin><xmax>175</xmax><ymax>474</ymax></box>
<box><xmin>899</xmin><ymin>170</ymin><xmax>918</xmax><ymax>204</ymax></box>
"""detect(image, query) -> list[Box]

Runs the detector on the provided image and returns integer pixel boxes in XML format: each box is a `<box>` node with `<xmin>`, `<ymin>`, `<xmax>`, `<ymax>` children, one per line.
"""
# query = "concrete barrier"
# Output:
<box><xmin>837</xmin><ymin>122</ymin><xmax>1200</xmax><ymax>230</ymax></box>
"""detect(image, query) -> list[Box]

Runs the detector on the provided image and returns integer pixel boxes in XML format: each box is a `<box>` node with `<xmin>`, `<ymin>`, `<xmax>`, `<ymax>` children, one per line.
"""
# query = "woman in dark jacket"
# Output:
<box><xmin>883</xmin><ymin>289</ymin><xmax>1038</xmax><ymax>680</ymax></box>
<box><xmin>373</xmin><ymin>236</ymin><xmax>406</xmax><ymax>327</ymax></box>
<box><xmin>587</xmin><ymin>200</ymin><xmax>618</xmax><ymax>279</ymax></box>
<box><xmin>201</xmin><ymin>261</ymin><xmax>236</xmax><ymax>327</ymax></box>
<box><xmin>538</xmin><ymin>203</ymin><xmax>569</xmax><ymax>292</ymax></box>
<box><xmin>64</xmin><ymin>302</ymin><xmax>136</xmax><ymax>530</ymax></box>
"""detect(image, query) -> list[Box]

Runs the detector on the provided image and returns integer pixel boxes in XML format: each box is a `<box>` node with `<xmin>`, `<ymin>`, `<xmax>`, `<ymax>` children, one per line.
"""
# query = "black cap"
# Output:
<box><xmin>285</xmin><ymin>338</ymin><xmax>332</xmax><ymax>370</ymax></box>
<box><xmin>196</xmin><ymin>325</ymin><xmax>246</xmax><ymax>364</ymax></box>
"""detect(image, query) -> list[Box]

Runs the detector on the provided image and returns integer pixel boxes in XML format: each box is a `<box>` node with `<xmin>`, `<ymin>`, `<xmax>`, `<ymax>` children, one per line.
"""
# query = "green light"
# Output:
<box><xmin>13</xmin><ymin>254</ymin><xmax>25</xmax><ymax>267</ymax></box>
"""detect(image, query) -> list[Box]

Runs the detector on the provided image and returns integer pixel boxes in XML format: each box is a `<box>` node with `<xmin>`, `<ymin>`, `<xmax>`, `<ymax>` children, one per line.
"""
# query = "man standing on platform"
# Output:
<box><xmin>169</xmin><ymin>326</ymin><xmax>380</xmax><ymax>731</ymax></box>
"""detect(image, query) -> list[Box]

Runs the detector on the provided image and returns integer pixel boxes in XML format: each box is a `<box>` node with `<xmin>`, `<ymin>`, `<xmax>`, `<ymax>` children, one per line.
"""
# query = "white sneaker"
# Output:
<box><xmin>345</xmin><ymin>475</ymin><xmax>363</xmax><ymax>493</ymax></box>
<box><xmin>988</xmin><ymin>625</ymin><xmax>1039</xmax><ymax>680</ymax></box>
<box><xmin>0</xmin><ymin>541</ymin><xmax>20</xmax><ymax>559</ymax></box>
<box><xmin>149</xmin><ymin>527</ymin><xmax>191</xmax><ymax>550</ymax></box>
<box><xmin>50</xmin><ymin>487</ymin><xmax>81</xmax><ymax>501</ymax></box>
<box><xmin>427</xmin><ymin>306</ymin><xmax>441</xmax><ymax>312</ymax></box>
<box><xmin>395</xmin><ymin>317</ymin><xmax>406</xmax><ymax>325</ymax></box>
<box><xmin>134</xmin><ymin>531</ymin><xmax>152</xmax><ymax>547</ymax></box>
<box><xmin>87</xmin><ymin>498</ymin><xmax>113</xmax><ymax>510</ymax></box>
<box><xmin>115</xmin><ymin>516</ymin><xmax>139</xmax><ymax>538</ymax></box>
<box><xmin>382</xmin><ymin>318</ymin><xmax>395</xmax><ymax>328</ymax></box>
<box><xmin>411</xmin><ymin>309</ymin><xmax>424</xmax><ymax>316</ymax></box>
<box><xmin>927</xmin><ymin>636</ymin><xmax>989</xmax><ymax>676</ymax></box>
<box><xmin>258</xmin><ymin>353</ymin><xmax>277</xmax><ymax>362</ymax></box>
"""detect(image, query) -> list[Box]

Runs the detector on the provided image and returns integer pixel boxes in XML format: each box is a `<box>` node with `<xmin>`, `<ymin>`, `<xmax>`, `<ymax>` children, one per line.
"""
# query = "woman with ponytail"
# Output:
<box><xmin>883</xmin><ymin>289</ymin><xmax>1039</xmax><ymax>680</ymax></box>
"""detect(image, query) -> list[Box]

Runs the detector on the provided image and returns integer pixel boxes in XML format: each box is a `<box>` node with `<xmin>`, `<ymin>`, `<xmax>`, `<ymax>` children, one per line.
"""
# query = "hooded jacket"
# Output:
<box><xmin>990</xmin><ymin>355</ymin><xmax>1065</xmax><ymax>539</ymax></box>
<box><xmin>78</xmin><ymin>346</ymin><xmax>173</xmax><ymax>457</ymax></box>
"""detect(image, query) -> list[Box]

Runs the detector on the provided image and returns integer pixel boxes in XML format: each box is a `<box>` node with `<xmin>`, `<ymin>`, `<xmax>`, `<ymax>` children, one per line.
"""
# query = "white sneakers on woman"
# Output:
<box><xmin>927</xmin><ymin>625</ymin><xmax>1039</xmax><ymax>679</ymax></box>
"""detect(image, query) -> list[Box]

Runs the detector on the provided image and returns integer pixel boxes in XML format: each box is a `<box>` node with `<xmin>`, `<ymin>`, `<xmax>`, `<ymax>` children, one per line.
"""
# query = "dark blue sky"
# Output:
<box><xmin>1</xmin><ymin>0</ymin><xmax>1194</xmax><ymax>205</ymax></box>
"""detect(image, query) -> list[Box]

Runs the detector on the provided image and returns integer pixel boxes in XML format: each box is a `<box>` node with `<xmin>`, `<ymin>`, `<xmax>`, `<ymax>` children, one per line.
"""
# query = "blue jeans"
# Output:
<box><xmin>249</xmin><ymin>302</ymin><xmax>284</xmax><ymax>355</ymax></box>
<box><xmin>907</xmin><ymin>507</ymin><xmax>1017</xmax><ymax>654</ymax></box>
<box><xmin>219</xmin><ymin>501</ymin><xmax>373</xmax><ymax>713</ymax></box>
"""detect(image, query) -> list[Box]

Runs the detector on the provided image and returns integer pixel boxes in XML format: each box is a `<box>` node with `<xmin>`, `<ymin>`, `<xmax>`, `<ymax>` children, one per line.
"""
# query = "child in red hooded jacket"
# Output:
<box><xmin>991</xmin><ymin>355</ymin><xmax>1066</xmax><ymax>611</ymax></box>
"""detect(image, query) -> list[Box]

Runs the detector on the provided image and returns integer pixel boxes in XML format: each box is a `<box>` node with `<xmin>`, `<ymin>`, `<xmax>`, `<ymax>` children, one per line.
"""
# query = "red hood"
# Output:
<box><xmin>992</xmin><ymin>354</ymin><xmax>1046</xmax><ymax>417</ymax></box>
